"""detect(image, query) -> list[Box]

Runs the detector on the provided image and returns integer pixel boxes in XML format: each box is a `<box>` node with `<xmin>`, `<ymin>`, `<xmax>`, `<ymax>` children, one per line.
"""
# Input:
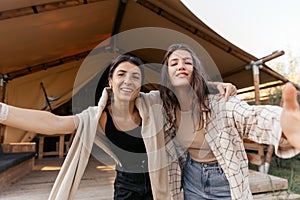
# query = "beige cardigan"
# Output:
<box><xmin>48</xmin><ymin>88</ymin><xmax>173</xmax><ymax>200</ymax></box>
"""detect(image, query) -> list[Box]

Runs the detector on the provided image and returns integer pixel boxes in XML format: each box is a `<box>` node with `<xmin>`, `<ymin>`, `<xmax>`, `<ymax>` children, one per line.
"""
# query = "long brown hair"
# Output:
<box><xmin>158</xmin><ymin>44</ymin><xmax>211</xmax><ymax>135</ymax></box>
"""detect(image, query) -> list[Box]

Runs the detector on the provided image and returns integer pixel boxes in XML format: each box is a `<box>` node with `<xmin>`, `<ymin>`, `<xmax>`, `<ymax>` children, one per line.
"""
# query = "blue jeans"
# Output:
<box><xmin>114</xmin><ymin>170</ymin><xmax>153</xmax><ymax>200</ymax></box>
<box><xmin>183</xmin><ymin>154</ymin><xmax>231</xmax><ymax>200</ymax></box>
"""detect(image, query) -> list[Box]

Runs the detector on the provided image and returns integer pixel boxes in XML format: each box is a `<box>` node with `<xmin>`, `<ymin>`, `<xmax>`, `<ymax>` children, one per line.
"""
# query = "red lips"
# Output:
<box><xmin>176</xmin><ymin>72</ymin><xmax>188</xmax><ymax>77</ymax></box>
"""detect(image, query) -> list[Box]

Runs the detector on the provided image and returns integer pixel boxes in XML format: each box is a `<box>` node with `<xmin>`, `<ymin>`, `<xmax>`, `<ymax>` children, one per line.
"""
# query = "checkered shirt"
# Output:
<box><xmin>163</xmin><ymin>94</ymin><xmax>300</xmax><ymax>200</ymax></box>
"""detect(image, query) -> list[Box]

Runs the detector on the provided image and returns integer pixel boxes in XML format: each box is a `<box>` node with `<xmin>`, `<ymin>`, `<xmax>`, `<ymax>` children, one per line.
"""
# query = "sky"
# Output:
<box><xmin>181</xmin><ymin>0</ymin><xmax>300</xmax><ymax>66</ymax></box>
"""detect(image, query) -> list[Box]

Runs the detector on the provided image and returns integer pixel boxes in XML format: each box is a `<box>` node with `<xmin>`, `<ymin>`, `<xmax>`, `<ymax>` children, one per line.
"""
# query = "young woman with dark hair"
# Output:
<box><xmin>157</xmin><ymin>43</ymin><xmax>300</xmax><ymax>200</ymax></box>
<box><xmin>0</xmin><ymin>55</ymin><xmax>154</xmax><ymax>200</ymax></box>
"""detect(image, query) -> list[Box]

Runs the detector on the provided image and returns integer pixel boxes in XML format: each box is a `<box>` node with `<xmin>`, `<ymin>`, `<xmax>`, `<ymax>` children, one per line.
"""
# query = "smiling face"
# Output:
<box><xmin>167</xmin><ymin>49</ymin><xmax>194</xmax><ymax>87</ymax></box>
<box><xmin>109</xmin><ymin>61</ymin><xmax>142</xmax><ymax>103</ymax></box>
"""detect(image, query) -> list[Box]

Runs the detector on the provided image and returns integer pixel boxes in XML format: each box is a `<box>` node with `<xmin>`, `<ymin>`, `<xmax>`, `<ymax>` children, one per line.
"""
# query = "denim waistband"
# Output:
<box><xmin>186</xmin><ymin>154</ymin><xmax>222</xmax><ymax>172</ymax></box>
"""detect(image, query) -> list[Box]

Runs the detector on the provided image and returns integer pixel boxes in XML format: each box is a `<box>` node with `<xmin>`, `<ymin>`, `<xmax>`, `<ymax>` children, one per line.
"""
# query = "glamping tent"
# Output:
<box><xmin>0</xmin><ymin>0</ymin><xmax>294</xmax><ymax>143</ymax></box>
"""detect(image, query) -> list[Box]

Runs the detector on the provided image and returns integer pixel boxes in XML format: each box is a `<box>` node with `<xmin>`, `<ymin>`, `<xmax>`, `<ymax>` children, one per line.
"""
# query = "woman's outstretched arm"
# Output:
<box><xmin>281</xmin><ymin>82</ymin><xmax>300</xmax><ymax>149</ymax></box>
<box><xmin>0</xmin><ymin>104</ymin><xmax>78</xmax><ymax>135</ymax></box>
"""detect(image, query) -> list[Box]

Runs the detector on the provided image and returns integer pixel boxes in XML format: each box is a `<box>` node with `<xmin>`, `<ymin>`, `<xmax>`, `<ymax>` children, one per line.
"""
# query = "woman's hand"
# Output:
<box><xmin>216</xmin><ymin>82</ymin><xmax>237</xmax><ymax>101</ymax></box>
<box><xmin>281</xmin><ymin>82</ymin><xmax>300</xmax><ymax>149</ymax></box>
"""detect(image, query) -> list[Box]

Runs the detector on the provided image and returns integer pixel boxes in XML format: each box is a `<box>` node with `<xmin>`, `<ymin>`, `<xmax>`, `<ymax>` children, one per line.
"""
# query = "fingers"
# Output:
<box><xmin>282</xmin><ymin>82</ymin><xmax>299</xmax><ymax>111</ymax></box>
<box><xmin>217</xmin><ymin>83</ymin><xmax>237</xmax><ymax>101</ymax></box>
<box><xmin>216</xmin><ymin>84</ymin><xmax>226</xmax><ymax>101</ymax></box>
<box><xmin>225</xmin><ymin>84</ymin><xmax>237</xmax><ymax>100</ymax></box>
<box><xmin>217</xmin><ymin>84</ymin><xmax>225</xmax><ymax>95</ymax></box>
<box><xmin>217</xmin><ymin>95</ymin><xmax>223</xmax><ymax>101</ymax></box>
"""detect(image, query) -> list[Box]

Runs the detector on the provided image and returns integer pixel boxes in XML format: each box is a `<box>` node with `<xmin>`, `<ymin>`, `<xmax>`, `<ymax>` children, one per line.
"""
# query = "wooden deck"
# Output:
<box><xmin>0</xmin><ymin>156</ymin><xmax>115</xmax><ymax>200</ymax></box>
<box><xmin>250</xmin><ymin>170</ymin><xmax>300</xmax><ymax>199</ymax></box>
<box><xmin>0</xmin><ymin>155</ymin><xmax>300</xmax><ymax>200</ymax></box>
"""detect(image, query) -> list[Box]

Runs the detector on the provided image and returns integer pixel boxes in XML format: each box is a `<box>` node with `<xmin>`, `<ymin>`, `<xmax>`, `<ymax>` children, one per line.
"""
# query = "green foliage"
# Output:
<box><xmin>265</xmin><ymin>86</ymin><xmax>283</xmax><ymax>105</ymax></box>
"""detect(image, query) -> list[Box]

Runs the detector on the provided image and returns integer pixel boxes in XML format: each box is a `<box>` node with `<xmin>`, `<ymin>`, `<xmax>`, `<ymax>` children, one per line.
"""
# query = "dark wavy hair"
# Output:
<box><xmin>158</xmin><ymin>43</ymin><xmax>211</xmax><ymax>133</ymax></box>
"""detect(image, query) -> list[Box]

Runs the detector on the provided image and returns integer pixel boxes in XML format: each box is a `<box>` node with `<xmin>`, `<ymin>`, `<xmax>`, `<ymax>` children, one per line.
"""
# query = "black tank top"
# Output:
<box><xmin>105</xmin><ymin>108</ymin><xmax>148</xmax><ymax>172</ymax></box>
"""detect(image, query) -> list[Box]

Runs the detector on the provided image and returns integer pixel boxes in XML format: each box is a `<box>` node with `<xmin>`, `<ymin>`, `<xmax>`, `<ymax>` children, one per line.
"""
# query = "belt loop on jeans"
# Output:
<box><xmin>187</xmin><ymin>153</ymin><xmax>193</xmax><ymax>165</ymax></box>
<box><xmin>190</xmin><ymin>158</ymin><xmax>194</xmax><ymax>165</ymax></box>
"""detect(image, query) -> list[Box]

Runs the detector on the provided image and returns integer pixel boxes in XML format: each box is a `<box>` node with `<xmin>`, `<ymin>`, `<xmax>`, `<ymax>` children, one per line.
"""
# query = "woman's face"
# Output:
<box><xmin>109</xmin><ymin>61</ymin><xmax>142</xmax><ymax>102</ymax></box>
<box><xmin>167</xmin><ymin>49</ymin><xmax>194</xmax><ymax>87</ymax></box>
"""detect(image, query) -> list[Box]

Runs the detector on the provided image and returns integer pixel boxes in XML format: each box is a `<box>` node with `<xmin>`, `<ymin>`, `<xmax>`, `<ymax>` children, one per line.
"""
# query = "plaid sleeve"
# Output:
<box><xmin>223</xmin><ymin>96</ymin><xmax>300</xmax><ymax>158</ymax></box>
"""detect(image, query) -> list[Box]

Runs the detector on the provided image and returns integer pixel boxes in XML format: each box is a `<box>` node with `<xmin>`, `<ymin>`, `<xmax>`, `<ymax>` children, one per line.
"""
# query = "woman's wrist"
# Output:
<box><xmin>0</xmin><ymin>103</ymin><xmax>9</xmax><ymax>122</ymax></box>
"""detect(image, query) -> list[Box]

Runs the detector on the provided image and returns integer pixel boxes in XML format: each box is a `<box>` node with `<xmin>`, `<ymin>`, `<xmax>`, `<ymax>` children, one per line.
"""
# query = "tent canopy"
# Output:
<box><xmin>0</xmin><ymin>0</ymin><xmax>290</xmax><ymax>88</ymax></box>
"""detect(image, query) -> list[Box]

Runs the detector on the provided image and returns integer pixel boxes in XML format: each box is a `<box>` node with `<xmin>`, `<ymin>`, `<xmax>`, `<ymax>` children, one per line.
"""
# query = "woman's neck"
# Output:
<box><xmin>174</xmin><ymin>86</ymin><xmax>194</xmax><ymax>111</ymax></box>
<box><xmin>109</xmin><ymin>98</ymin><xmax>141</xmax><ymax>131</ymax></box>
<box><xmin>110</xmin><ymin>99</ymin><xmax>135</xmax><ymax>118</ymax></box>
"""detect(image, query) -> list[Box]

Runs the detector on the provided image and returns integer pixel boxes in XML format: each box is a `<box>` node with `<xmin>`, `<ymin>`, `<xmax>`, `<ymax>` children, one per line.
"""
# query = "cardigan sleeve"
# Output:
<box><xmin>135</xmin><ymin>91</ymin><xmax>173</xmax><ymax>199</ymax></box>
<box><xmin>48</xmin><ymin>107</ymin><xmax>100</xmax><ymax>200</ymax></box>
<box><xmin>49</xmin><ymin>89</ymin><xmax>115</xmax><ymax>200</ymax></box>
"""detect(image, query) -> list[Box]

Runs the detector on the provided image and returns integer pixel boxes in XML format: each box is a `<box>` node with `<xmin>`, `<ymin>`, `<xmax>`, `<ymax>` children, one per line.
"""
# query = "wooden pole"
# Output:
<box><xmin>252</xmin><ymin>65</ymin><xmax>261</xmax><ymax>105</ymax></box>
<box><xmin>247</xmin><ymin>50</ymin><xmax>285</xmax><ymax>105</ymax></box>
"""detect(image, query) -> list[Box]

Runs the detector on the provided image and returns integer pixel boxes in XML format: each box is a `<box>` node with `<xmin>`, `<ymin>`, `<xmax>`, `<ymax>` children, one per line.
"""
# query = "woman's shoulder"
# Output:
<box><xmin>135</xmin><ymin>90</ymin><xmax>162</xmax><ymax>114</ymax></box>
<box><xmin>138</xmin><ymin>90</ymin><xmax>161</xmax><ymax>102</ymax></box>
<box><xmin>208</xmin><ymin>94</ymin><xmax>242</xmax><ymax>112</ymax></box>
<box><xmin>208</xmin><ymin>94</ymin><xmax>240</xmax><ymax>102</ymax></box>
<box><xmin>139</xmin><ymin>90</ymin><xmax>160</xmax><ymax>96</ymax></box>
